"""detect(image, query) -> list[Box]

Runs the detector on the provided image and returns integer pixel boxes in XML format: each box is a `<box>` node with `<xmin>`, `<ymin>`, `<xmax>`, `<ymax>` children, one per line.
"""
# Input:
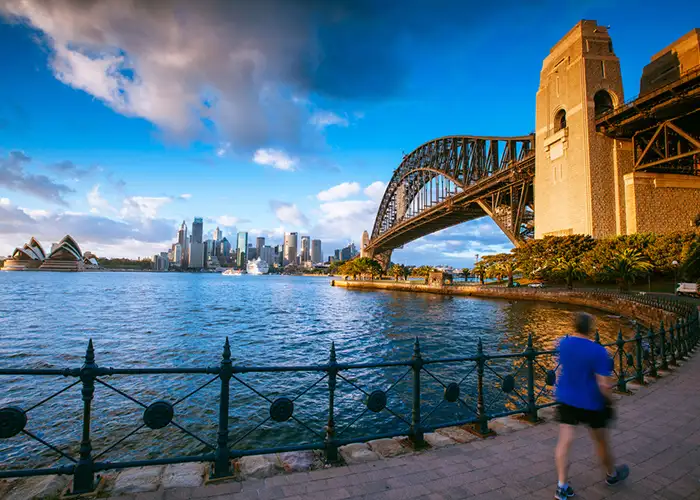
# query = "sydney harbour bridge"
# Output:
<box><xmin>363</xmin><ymin>22</ymin><xmax>700</xmax><ymax>270</ymax></box>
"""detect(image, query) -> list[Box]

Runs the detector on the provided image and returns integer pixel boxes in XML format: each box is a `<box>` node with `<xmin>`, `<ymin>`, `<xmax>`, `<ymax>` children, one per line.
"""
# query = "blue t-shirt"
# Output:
<box><xmin>555</xmin><ymin>336</ymin><xmax>613</xmax><ymax>411</ymax></box>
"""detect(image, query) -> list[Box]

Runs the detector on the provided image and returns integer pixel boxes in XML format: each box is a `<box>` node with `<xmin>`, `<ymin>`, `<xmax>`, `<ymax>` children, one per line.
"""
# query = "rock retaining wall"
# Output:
<box><xmin>332</xmin><ymin>280</ymin><xmax>682</xmax><ymax>328</ymax></box>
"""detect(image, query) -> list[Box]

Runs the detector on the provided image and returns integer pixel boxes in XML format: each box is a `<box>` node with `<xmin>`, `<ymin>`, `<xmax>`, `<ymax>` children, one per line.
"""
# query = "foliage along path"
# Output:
<box><xmin>109</xmin><ymin>353</ymin><xmax>700</xmax><ymax>499</ymax></box>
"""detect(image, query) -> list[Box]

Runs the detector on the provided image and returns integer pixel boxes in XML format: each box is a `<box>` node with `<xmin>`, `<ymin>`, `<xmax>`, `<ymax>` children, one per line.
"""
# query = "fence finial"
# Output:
<box><xmin>330</xmin><ymin>341</ymin><xmax>337</xmax><ymax>363</ymax></box>
<box><xmin>84</xmin><ymin>339</ymin><xmax>95</xmax><ymax>365</ymax></box>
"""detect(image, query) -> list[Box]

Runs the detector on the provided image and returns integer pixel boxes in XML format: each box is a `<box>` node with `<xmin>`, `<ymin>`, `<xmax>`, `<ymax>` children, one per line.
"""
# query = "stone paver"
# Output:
<box><xmin>2</xmin><ymin>348</ymin><xmax>689</xmax><ymax>500</ymax></box>
<box><xmin>113</xmin><ymin>349</ymin><xmax>700</xmax><ymax>499</ymax></box>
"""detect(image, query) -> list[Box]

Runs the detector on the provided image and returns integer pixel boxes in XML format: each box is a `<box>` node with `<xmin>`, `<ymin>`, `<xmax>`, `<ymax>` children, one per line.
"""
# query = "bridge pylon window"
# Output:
<box><xmin>554</xmin><ymin>109</ymin><xmax>567</xmax><ymax>133</ymax></box>
<box><xmin>594</xmin><ymin>90</ymin><xmax>614</xmax><ymax>117</ymax></box>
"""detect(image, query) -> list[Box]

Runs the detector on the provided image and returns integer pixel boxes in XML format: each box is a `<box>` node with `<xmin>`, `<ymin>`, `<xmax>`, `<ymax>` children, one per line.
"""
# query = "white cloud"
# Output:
<box><xmin>252</xmin><ymin>149</ymin><xmax>298</xmax><ymax>171</ymax></box>
<box><xmin>216</xmin><ymin>215</ymin><xmax>242</xmax><ymax>226</ymax></box>
<box><xmin>120</xmin><ymin>196</ymin><xmax>173</xmax><ymax>220</ymax></box>
<box><xmin>87</xmin><ymin>184</ymin><xmax>116</xmax><ymax>214</ymax></box>
<box><xmin>363</xmin><ymin>181</ymin><xmax>386</xmax><ymax>202</ymax></box>
<box><xmin>271</xmin><ymin>201</ymin><xmax>308</xmax><ymax>227</ymax></box>
<box><xmin>179</xmin><ymin>193</ymin><xmax>192</xmax><ymax>200</ymax></box>
<box><xmin>216</xmin><ymin>142</ymin><xmax>231</xmax><ymax>158</ymax></box>
<box><xmin>309</xmin><ymin>111</ymin><xmax>349</xmax><ymax>129</ymax></box>
<box><xmin>0</xmin><ymin>197</ymin><xmax>10</xmax><ymax>206</ymax></box>
<box><xmin>317</xmin><ymin>182</ymin><xmax>360</xmax><ymax>202</ymax></box>
<box><xmin>0</xmin><ymin>198</ymin><xmax>176</xmax><ymax>259</ymax></box>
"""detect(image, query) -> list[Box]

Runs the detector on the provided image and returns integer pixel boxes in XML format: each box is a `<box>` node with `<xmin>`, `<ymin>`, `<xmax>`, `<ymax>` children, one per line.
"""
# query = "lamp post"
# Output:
<box><xmin>672</xmin><ymin>260</ymin><xmax>679</xmax><ymax>295</ymax></box>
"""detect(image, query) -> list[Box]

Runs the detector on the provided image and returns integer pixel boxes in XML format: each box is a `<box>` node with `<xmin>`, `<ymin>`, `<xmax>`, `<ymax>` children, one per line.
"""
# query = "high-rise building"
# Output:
<box><xmin>283</xmin><ymin>232</ymin><xmax>298</xmax><ymax>265</ymax></box>
<box><xmin>300</xmin><ymin>236</ymin><xmax>311</xmax><ymax>262</ymax></box>
<box><xmin>248</xmin><ymin>243</ymin><xmax>257</xmax><ymax>260</ymax></box>
<box><xmin>189</xmin><ymin>217</ymin><xmax>205</xmax><ymax>269</ymax></box>
<box><xmin>311</xmin><ymin>239</ymin><xmax>322</xmax><ymax>264</ymax></box>
<box><xmin>236</xmin><ymin>232</ymin><xmax>248</xmax><ymax>268</ymax></box>
<box><xmin>213</xmin><ymin>227</ymin><xmax>223</xmax><ymax>244</ymax></box>
<box><xmin>172</xmin><ymin>243</ymin><xmax>182</xmax><ymax>265</ymax></box>
<box><xmin>260</xmin><ymin>245</ymin><xmax>275</xmax><ymax>266</ymax></box>
<box><xmin>334</xmin><ymin>249</ymin><xmax>341</xmax><ymax>261</ymax></box>
<box><xmin>177</xmin><ymin>221</ymin><xmax>188</xmax><ymax>267</ymax></box>
<box><xmin>219</xmin><ymin>237</ymin><xmax>231</xmax><ymax>261</ymax></box>
<box><xmin>340</xmin><ymin>245</ymin><xmax>351</xmax><ymax>261</ymax></box>
<box><xmin>205</xmin><ymin>239</ymin><xmax>215</xmax><ymax>260</ymax></box>
<box><xmin>274</xmin><ymin>244</ymin><xmax>284</xmax><ymax>266</ymax></box>
<box><xmin>256</xmin><ymin>237</ymin><xmax>265</xmax><ymax>258</ymax></box>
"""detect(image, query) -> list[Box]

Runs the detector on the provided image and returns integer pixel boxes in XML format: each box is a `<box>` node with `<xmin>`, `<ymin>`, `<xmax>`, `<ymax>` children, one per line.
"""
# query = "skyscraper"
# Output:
<box><xmin>260</xmin><ymin>245</ymin><xmax>275</xmax><ymax>266</ymax></box>
<box><xmin>177</xmin><ymin>221</ymin><xmax>188</xmax><ymax>267</ymax></box>
<box><xmin>283</xmin><ymin>232</ymin><xmax>298</xmax><ymax>266</ymax></box>
<box><xmin>236</xmin><ymin>232</ymin><xmax>248</xmax><ymax>268</ymax></box>
<box><xmin>189</xmin><ymin>217</ymin><xmax>204</xmax><ymax>269</ymax></box>
<box><xmin>256</xmin><ymin>237</ymin><xmax>265</xmax><ymax>258</ymax></box>
<box><xmin>213</xmin><ymin>227</ymin><xmax>223</xmax><ymax>244</ymax></box>
<box><xmin>311</xmin><ymin>239</ymin><xmax>322</xmax><ymax>264</ymax></box>
<box><xmin>300</xmin><ymin>236</ymin><xmax>311</xmax><ymax>262</ymax></box>
<box><xmin>219</xmin><ymin>237</ymin><xmax>231</xmax><ymax>262</ymax></box>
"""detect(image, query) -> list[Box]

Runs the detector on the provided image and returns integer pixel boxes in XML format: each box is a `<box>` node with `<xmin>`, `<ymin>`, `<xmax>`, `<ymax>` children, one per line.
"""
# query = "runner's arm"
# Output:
<box><xmin>595</xmin><ymin>350</ymin><xmax>615</xmax><ymax>400</ymax></box>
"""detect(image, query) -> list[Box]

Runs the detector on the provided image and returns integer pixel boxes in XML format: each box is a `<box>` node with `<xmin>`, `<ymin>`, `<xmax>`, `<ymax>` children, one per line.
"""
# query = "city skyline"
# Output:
<box><xmin>1</xmin><ymin>2</ymin><xmax>699</xmax><ymax>266</ymax></box>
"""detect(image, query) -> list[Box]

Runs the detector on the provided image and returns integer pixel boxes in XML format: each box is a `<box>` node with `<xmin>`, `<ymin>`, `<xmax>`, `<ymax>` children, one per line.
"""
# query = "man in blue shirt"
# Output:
<box><xmin>553</xmin><ymin>312</ymin><xmax>629</xmax><ymax>499</ymax></box>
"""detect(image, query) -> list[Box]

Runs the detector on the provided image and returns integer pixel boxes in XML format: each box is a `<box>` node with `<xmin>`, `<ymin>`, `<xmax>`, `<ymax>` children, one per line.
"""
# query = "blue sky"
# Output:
<box><xmin>1</xmin><ymin>0</ymin><xmax>698</xmax><ymax>265</ymax></box>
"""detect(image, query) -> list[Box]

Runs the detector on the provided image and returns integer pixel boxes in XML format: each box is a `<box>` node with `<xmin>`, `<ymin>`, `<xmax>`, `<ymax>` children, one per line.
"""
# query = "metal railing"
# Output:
<box><xmin>0</xmin><ymin>293</ymin><xmax>697</xmax><ymax>494</ymax></box>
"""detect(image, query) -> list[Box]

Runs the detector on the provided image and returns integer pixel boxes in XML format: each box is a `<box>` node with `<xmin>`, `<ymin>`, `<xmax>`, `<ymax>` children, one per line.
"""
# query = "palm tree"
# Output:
<box><xmin>497</xmin><ymin>257</ymin><xmax>520</xmax><ymax>287</ymax></box>
<box><xmin>413</xmin><ymin>265</ymin><xmax>434</xmax><ymax>284</ymax></box>
<box><xmin>390</xmin><ymin>264</ymin><xmax>406</xmax><ymax>281</ymax></box>
<box><xmin>606</xmin><ymin>248</ymin><xmax>654</xmax><ymax>291</ymax></box>
<box><xmin>461</xmin><ymin>268</ymin><xmax>470</xmax><ymax>282</ymax></box>
<box><xmin>472</xmin><ymin>261</ymin><xmax>487</xmax><ymax>285</ymax></box>
<box><xmin>552</xmin><ymin>257</ymin><xmax>584</xmax><ymax>290</ymax></box>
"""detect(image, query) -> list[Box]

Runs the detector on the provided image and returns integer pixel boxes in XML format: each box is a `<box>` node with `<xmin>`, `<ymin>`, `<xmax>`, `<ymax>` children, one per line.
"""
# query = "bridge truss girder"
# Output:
<box><xmin>633</xmin><ymin>107</ymin><xmax>700</xmax><ymax>175</ymax></box>
<box><xmin>367</xmin><ymin>135</ymin><xmax>535</xmax><ymax>266</ymax></box>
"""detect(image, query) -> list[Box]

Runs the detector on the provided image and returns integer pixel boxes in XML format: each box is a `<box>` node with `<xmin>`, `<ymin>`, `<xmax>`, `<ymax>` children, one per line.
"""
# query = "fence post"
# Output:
<box><xmin>659</xmin><ymin>321</ymin><xmax>668</xmax><ymax>371</ymax></box>
<box><xmin>616</xmin><ymin>331</ymin><xmax>627</xmax><ymax>393</ymax></box>
<box><xmin>212</xmin><ymin>338</ymin><xmax>232</xmax><ymax>479</ymax></box>
<box><xmin>73</xmin><ymin>340</ymin><xmax>97</xmax><ymax>494</ymax></box>
<box><xmin>475</xmin><ymin>338</ymin><xmax>490</xmax><ymax>435</ymax></box>
<box><xmin>635</xmin><ymin>325</ymin><xmax>644</xmax><ymax>384</ymax></box>
<box><xmin>648</xmin><ymin>325</ymin><xmax>657</xmax><ymax>378</ymax></box>
<box><xmin>410</xmin><ymin>338</ymin><xmax>424</xmax><ymax>447</ymax></box>
<box><xmin>325</xmin><ymin>342</ymin><xmax>338</xmax><ymax>462</ymax></box>
<box><xmin>525</xmin><ymin>334</ymin><xmax>537</xmax><ymax>423</ymax></box>
<box><xmin>676</xmin><ymin>319</ymin><xmax>685</xmax><ymax>361</ymax></box>
<box><xmin>669</xmin><ymin>323</ymin><xmax>678</xmax><ymax>366</ymax></box>
<box><xmin>681</xmin><ymin>319</ymin><xmax>689</xmax><ymax>358</ymax></box>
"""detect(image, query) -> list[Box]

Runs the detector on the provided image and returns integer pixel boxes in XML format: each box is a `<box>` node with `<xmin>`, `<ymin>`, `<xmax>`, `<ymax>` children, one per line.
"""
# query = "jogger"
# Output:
<box><xmin>553</xmin><ymin>312</ymin><xmax>629</xmax><ymax>499</ymax></box>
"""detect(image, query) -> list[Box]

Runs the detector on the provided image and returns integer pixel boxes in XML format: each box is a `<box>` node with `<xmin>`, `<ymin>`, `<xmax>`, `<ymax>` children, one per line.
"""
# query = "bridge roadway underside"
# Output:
<box><xmin>370</xmin><ymin>202</ymin><xmax>487</xmax><ymax>256</ymax></box>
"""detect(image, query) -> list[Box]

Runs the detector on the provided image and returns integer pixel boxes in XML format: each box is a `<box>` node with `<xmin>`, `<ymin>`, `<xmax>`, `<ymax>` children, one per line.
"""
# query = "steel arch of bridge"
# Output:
<box><xmin>367</xmin><ymin>135</ymin><xmax>535</xmax><ymax>267</ymax></box>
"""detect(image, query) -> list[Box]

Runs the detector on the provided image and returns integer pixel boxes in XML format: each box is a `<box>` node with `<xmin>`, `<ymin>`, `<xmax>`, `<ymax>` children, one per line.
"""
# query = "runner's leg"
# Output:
<box><xmin>589</xmin><ymin>427</ymin><xmax>614</xmax><ymax>476</ymax></box>
<box><xmin>555</xmin><ymin>424</ymin><xmax>575</xmax><ymax>485</ymax></box>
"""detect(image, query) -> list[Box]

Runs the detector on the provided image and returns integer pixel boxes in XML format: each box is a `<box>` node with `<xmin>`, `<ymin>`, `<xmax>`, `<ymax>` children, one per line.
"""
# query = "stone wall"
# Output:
<box><xmin>624</xmin><ymin>172</ymin><xmax>700</xmax><ymax>234</ymax></box>
<box><xmin>332</xmin><ymin>280</ymin><xmax>682</xmax><ymax>328</ymax></box>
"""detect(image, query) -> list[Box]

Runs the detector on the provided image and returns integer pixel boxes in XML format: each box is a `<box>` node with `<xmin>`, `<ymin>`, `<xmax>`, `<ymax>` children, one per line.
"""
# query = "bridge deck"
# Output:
<box><xmin>110</xmin><ymin>352</ymin><xmax>700</xmax><ymax>499</ymax></box>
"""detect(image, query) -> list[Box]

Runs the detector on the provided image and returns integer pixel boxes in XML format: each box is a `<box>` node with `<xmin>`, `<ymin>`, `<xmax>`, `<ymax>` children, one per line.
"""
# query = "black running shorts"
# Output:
<box><xmin>556</xmin><ymin>402</ymin><xmax>611</xmax><ymax>429</ymax></box>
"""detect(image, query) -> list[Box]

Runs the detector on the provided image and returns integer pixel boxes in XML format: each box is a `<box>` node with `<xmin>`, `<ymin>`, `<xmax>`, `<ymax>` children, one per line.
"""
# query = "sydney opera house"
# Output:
<box><xmin>2</xmin><ymin>235</ymin><xmax>96</xmax><ymax>272</ymax></box>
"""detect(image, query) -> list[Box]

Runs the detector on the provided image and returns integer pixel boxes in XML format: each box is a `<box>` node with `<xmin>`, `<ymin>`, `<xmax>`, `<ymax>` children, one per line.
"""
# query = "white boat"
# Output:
<box><xmin>246</xmin><ymin>258</ymin><xmax>269</xmax><ymax>275</ymax></box>
<box><xmin>222</xmin><ymin>268</ymin><xmax>246</xmax><ymax>276</ymax></box>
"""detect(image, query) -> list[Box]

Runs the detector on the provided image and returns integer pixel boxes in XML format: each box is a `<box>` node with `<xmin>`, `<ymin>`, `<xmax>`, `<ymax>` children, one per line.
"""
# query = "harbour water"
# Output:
<box><xmin>0</xmin><ymin>273</ymin><xmax>635</xmax><ymax>468</ymax></box>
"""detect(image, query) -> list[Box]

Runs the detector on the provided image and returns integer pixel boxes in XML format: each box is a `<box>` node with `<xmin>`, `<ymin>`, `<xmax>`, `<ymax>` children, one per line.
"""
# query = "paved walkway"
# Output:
<box><xmin>113</xmin><ymin>354</ymin><xmax>700</xmax><ymax>500</ymax></box>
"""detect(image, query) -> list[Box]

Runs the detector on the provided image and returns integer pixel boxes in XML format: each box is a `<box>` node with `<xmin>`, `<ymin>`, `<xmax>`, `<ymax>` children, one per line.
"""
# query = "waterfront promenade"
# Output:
<box><xmin>110</xmin><ymin>354</ymin><xmax>700</xmax><ymax>500</ymax></box>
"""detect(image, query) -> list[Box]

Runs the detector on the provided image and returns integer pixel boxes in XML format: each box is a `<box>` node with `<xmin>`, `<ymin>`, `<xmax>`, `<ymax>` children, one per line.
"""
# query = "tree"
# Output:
<box><xmin>472</xmin><ymin>261</ymin><xmax>487</xmax><ymax>285</ymax></box>
<box><xmin>461</xmin><ymin>268</ymin><xmax>470</xmax><ymax>282</ymax></box>
<box><xmin>695</xmin><ymin>213</ymin><xmax>700</xmax><ymax>227</ymax></box>
<box><xmin>552</xmin><ymin>257</ymin><xmax>585</xmax><ymax>290</ymax></box>
<box><xmin>390</xmin><ymin>264</ymin><xmax>407</xmax><ymax>281</ymax></box>
<box><xmin>496</xmin><ymin>254</ymin><xmax>520</xmax><ymax>287</ymax></box>
<box><xmin>605</xmin><ymin>248</ymin><xmax>654</xmax><ymax>291</ymax></box>
<box><xmin>412</xmin><ymin>265</ymin><xmax>434</xmax><ymax>284</ymax></box>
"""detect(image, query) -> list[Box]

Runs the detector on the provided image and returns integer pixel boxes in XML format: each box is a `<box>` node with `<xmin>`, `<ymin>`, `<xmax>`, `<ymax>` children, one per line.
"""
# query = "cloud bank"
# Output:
<box><xmin>1</xmin><ymin>0</ymin><xmax>512</xmax><ymax>151</ymax></box>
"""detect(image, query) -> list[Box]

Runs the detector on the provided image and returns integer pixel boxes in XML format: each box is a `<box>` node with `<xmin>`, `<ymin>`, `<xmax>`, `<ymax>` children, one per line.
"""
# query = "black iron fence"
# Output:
<box><xmin>0</xmin><ymin>293</ymin><xmax>698</xmax><ymax>495</ymax></box>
